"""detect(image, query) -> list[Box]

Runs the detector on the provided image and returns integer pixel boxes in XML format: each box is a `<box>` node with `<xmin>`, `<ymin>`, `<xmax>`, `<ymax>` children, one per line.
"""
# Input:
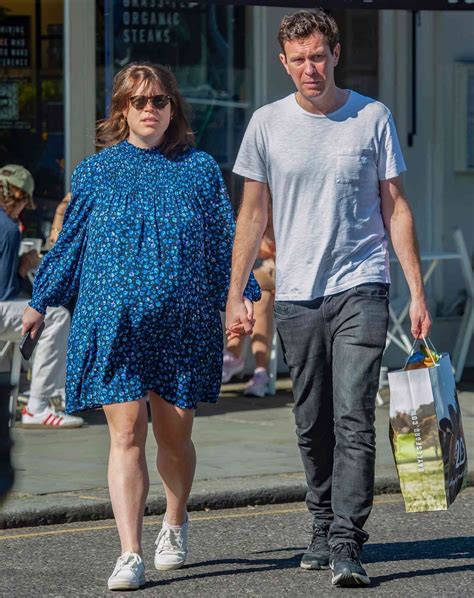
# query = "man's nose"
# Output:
<box><xmin>304</xmin><ymin>60</ymin><xmax>316</xmax><ymax>75</ymax></box>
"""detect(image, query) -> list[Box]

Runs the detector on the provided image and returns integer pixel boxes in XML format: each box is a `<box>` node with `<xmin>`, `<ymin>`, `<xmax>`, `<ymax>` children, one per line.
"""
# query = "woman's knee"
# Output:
<box><xmin>110</xmin><ymin>425</ymin><xmax>147</xmax><ymax>451</ymax></box>
<box><xmin>105</xmin><ymin>401</ymin><xmax>148</xmax><ymax>450</ymax></box>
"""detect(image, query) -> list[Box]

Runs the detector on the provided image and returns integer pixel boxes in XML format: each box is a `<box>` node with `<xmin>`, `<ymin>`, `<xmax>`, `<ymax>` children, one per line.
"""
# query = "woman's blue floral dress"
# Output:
<box><xmin>30</xmin><ymin>140</ymin><xmax>260</xmax><ymax>413</ymax></box>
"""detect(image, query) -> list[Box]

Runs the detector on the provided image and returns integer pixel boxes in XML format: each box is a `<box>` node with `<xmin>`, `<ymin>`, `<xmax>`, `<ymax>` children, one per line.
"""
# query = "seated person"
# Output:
<box><xmin>222</xmin><ymin>226</ymin><xmax>276</xmax><ymax>397</ymax></box>
<box><xmin>0</xmin><ymin>164</ymin><xmax>83</xmax><ymax>428</ymax></box>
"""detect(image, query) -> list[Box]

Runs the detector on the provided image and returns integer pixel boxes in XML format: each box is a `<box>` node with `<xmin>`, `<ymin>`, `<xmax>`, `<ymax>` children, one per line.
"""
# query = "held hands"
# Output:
<box><xmin>22</xmin><ymin>305</ymin><xmax>45</xmax><ymax>339</ymax></box>
<box><xmin>409</xmin><ymin>297</ymin><xmax>432</xmax><ymax>339</ymax></box>
<box><xmin>225</xmin><ymin>298</ymin><xmax>256</xmax><ymax>341</ymax></box>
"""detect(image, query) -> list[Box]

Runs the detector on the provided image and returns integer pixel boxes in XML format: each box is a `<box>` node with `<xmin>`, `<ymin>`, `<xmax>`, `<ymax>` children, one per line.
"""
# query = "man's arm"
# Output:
<box><xmin>226</xmin><ymin>178</ymin><xmax>270</xmax><ymax>338</ymax></box>
<box><xmin>380</xmin><ymin>175</ymin><xmax>432</xmax><ymax>339</ymax></box>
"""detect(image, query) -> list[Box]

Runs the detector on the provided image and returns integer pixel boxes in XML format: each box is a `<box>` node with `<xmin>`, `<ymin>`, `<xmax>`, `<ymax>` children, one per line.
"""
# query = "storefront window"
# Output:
<box><xmin>97</xmin><ymin>1</ymin><xmax>250</xmax><ymax>197</ymax></box>
<box><xmin>332</xmin><ymin>10</ymin><xmax>379</xmax><ymax>99</ymax></box>
<box><xmin>0</xmin><ymin>0</ymin><xmax>64</xmax><ymax>238</ymax></box>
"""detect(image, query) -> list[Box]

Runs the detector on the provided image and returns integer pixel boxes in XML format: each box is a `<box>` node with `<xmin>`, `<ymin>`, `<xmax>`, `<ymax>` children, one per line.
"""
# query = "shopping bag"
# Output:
<box><xmin>388</xmin><ymin>346</ymin><xmax>468</xmax><ymax>512</ymax></box>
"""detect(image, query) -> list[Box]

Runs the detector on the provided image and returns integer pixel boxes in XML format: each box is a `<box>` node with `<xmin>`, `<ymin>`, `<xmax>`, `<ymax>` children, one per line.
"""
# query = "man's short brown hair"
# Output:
<box><xmin>278</xmin><ymin>10</ymin><xmax>340</xmax><ymax>53</ymax></box>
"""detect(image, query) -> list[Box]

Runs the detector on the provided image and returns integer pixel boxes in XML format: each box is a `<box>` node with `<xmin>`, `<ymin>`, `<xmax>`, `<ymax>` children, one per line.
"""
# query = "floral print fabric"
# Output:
<box><xmin>30</xmin><ymin>140</ymin><xmax>260</xmax><ymax>412</ymax></box>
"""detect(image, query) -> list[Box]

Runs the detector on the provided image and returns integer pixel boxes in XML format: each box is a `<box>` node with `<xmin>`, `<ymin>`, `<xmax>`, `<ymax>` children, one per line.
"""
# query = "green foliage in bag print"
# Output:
<box><xmin>390</xmin><ymin>423</ymin><xmax>447</xmax><ymax>512</ymax></box>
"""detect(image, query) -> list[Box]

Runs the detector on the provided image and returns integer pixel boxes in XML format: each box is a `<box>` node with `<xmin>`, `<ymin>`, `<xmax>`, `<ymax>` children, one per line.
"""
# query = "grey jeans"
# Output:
<box><xmin>274</xmin><ymin>283</ymin><xmax>389</xmax><ymax>547</ymax></box>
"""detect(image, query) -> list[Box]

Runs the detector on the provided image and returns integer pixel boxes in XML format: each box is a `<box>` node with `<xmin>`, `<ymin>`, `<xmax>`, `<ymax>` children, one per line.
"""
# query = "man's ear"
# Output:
<box><xmin>333</xmin><ymin>43</ymin><xmax>341</xmax><ymax>67</ymax></box>
<box><xmin>279</xmin><ymin>52</ymin><xmax>290</xmax><ymax>76</ymax></box>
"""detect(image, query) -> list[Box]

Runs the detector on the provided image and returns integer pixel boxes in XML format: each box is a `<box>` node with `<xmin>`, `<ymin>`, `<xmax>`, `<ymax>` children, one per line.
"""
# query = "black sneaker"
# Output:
<box><xmin>300</xmin><ymin>520</ymin><xmax>330</xmax><ymax>570</ymax></box>
<box><xmin>329</xmin><ymin>542</ymin><xmax>370</xmax><ymax>587</ymax></box>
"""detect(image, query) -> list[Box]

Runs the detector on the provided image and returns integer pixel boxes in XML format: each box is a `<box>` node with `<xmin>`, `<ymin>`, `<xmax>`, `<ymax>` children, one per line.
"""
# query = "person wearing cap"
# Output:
<box><xmin>0</xmin><ymin>164</ymin><xmax>83</xmax><ymax>428</ymax></box>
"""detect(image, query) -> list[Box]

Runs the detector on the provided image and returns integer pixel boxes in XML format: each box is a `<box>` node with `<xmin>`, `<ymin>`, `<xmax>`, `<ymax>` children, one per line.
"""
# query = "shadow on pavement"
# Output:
<box><xmin>141</xmin><ymin>555</ymin><xmax>302</xmax><ymax>589</ymax></box>
<box><xmin>136</xmin><ymin>537</ymin><xmax>474</xmax><ymax>590</ymax></box>
<box><xmin>370</xmin><ymin>563</ymin><xmax>474</xmax><ymax>588</ymax></box>
<box><xmin>364</xmin><ymin>536</ymin><xmax>474</xmax><ymax>564</ymax></box>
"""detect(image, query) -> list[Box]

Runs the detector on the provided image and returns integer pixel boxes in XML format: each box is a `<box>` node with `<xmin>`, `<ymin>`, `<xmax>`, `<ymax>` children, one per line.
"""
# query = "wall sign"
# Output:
<box><xmin>112</xmin><ymin>0</ymin><xmax>202</xmax><ymax>65</ymax></box>
<box><xmin>0</xmin><ymin>17</ymin><xmax>31</xmax><ymax>68</ymax></box>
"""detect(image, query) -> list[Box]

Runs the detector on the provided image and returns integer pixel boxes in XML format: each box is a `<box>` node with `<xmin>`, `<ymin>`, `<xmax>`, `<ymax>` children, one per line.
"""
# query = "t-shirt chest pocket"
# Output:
<box><xmin>336</xmin><ymin>151</ymin><xmax>373</xmax><ymax>185</ymax></box>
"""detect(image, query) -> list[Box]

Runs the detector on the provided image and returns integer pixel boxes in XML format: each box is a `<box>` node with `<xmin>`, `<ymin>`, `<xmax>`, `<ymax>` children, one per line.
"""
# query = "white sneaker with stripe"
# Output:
<box><xmin>21</xmin><ymin>407</ymin><xmax>84</xmax><ymax>428</ymax></box>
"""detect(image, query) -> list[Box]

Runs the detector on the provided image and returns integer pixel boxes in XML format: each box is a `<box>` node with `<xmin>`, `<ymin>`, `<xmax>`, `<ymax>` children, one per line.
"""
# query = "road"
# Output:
<box><xmin>1</xmin><ymin>489</ymin><xmax>473</xmax><ymax>597</ymax></box>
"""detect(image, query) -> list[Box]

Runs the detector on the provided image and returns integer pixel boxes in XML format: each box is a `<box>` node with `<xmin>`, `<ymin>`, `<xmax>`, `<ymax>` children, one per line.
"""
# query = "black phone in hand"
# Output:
<box><xmin>19</xmin><ymin>322</ymin><xmax>45</xmax><ymax>360</ymax></box>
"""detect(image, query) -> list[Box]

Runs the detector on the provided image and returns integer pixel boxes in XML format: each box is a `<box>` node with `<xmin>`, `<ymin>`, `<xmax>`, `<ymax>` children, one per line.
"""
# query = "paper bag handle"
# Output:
<box><xmin>403</xmin><ymin>335</ymin><xmax>439</xmax><ymax>370</ymax></box>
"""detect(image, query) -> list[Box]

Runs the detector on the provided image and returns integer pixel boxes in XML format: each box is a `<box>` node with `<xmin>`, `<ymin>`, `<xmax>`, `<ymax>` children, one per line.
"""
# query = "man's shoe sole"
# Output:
<box><xmin>154</xmin><ymin>561</ymin><xmax>185</xmax><ymax>571</ymax></box>
<box><xmin>331</xmin><ymin>571</ymin><xmax>370</xmax><ymax>587</ymax></box>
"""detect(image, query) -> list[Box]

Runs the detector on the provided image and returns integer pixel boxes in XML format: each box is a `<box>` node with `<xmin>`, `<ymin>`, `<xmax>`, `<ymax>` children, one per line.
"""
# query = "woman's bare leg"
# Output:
<box><xmin>251</xmin><ymin>289</ymin><xmax>275</xmax><ymax>370</ymax></box>
<box><xmin>103</xmin><ymin>398</ymin><xmax>149</xmax><ymax>555</ymax></box>
<box><xmin>149</xmin><ymin>392</ymin><xmax>195</xmax><ymax>525</ymax></box>
<box><xmin>226</xmin><ymin>336</ymin><xmax>243</xmax><ymax>358</ymax></box>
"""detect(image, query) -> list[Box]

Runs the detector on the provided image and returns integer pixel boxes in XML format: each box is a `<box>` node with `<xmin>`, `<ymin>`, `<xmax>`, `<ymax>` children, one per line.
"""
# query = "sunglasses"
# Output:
<box><xmin>129</xmin><ymin>94</ymin><xmax>171</xmax><ymax>111</ymax></box>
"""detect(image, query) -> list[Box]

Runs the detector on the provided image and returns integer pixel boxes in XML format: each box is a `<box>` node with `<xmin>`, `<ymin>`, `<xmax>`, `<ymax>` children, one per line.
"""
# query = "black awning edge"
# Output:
<box><xmin>202</xmin><ymin>0</ymin><xmax>474</xmax><ymax>10</ymax></box>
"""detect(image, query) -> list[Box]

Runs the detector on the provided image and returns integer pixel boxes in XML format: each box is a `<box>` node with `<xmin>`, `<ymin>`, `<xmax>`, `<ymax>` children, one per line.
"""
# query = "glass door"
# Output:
<box><xmin>0</xmin><ymin>0</ymin><xmax>64</xmax><ymax>239</ymax></box>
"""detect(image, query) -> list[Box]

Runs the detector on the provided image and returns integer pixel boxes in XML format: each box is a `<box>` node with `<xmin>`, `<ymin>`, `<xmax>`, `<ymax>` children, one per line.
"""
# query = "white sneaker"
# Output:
<box><xmin>21</xmin><ymin>407</ymin><xmax>84</xmax><ymax>429</ymax></box>
<box><xmin>108</xmin><ymin>552</ymin><xmax>145</xmax><ymax>591</ymax></box>
<box><xmin>222</xmin><ymin>350</ymin><xmax>245</xmax><ymax>383</ymax></box>
<box><xmin>244</xmin><ymin>369</ymin><xmax>270</xmax><ymax>397</ymax></box>
<box><xmin>154</xmin><ymin>518</ymin><xmax>188</xmax><ymax>571</ymax></box>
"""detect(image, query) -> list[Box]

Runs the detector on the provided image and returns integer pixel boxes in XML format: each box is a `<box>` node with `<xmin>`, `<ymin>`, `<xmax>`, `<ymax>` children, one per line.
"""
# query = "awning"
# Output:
<box><xmin>205</xmin><ymin>1</ymin><xmax>474</xmax><ymax>10</ymax></box>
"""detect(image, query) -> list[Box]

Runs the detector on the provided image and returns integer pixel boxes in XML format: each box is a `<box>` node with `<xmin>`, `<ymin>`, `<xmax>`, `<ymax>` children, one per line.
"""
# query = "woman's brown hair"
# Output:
<box><xmin>96</xmin><ymin>63</ymin><xmax>195</xmax><ymax>159</ymax></box>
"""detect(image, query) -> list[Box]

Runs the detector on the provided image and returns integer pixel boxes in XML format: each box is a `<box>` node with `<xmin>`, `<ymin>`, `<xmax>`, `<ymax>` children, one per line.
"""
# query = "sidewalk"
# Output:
<box><xmin>2</xmin><ymin>376</ymin><xmax>473</xmax><ymax>529</ymax></box>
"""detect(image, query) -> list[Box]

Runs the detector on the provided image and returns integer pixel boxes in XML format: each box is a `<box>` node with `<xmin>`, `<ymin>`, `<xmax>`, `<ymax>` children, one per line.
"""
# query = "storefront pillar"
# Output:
<box><xmin>64</xmin><ymin>0</ymin><xmax>96</xmax><ymax>187</ymax></box>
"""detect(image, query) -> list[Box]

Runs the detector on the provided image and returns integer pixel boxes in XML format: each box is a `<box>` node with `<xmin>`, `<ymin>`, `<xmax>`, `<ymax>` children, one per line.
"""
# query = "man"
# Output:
<box><xmin>226</xmin><ymin>10</ymin><xmax>431</xmax><ymax>589</ymax></box>
<box><xmin>0</xmin><ymin>164</ymin><xmax>83</xmax><ymax>428</ymax></box>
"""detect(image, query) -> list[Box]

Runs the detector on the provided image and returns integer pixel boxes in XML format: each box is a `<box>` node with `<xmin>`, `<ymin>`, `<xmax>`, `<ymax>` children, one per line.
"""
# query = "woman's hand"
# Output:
<box><xmin>22</xmin><ymin>306</ymin><xmax>45</xmax><ymax>338</ymax></box>
<box><xmin>225</xmin><ymin>298</ymin><xmax>255</xmax><ymax>340</ymax></box>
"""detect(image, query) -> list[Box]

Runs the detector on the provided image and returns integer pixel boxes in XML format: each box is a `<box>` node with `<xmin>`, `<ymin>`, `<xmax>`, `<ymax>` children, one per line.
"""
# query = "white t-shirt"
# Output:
<box><xmin>233</xmin><ymin>91</ymin><xmax>407</xmax><ymax>300</ymax></box>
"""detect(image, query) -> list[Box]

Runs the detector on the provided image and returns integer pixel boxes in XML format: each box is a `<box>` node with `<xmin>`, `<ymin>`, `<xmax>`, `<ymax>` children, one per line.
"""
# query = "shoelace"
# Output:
<box><xmin>308</xmin><ymin>522</ymin><xmax>329</xmax><ymax>550</ymax></box>
<box><xmin>331</xmin><ymin>542</ymin><xmax>361</xmax><ymax>563</ymax></box>
<box><xmin>155</xmin><ymin>527</ymin><xmax>184</xmax><ymax>552</ymax></box>
<box><xmin>114</xmin><ymin>552</ymin><xmax>141</xmax><ymax>574</ymax></box>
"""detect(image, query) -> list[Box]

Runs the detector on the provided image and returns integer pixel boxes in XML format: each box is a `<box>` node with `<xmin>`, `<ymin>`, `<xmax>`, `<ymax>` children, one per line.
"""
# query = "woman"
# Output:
<box><xmin>22</xmin><ymin>63</ymin><xmax>260</xmax><ymax>591</ymax></box>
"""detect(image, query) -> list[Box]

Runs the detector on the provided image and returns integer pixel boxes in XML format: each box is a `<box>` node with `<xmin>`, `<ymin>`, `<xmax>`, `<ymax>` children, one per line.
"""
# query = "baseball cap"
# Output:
<box><xmin>0</xmin><ymin>164</ymin><xmax>35</xmax><ymax>209</ymax></box>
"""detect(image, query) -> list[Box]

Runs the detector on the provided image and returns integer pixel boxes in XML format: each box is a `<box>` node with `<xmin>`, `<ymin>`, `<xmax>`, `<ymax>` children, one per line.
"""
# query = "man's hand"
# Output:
<box><xmin>225</xmin><ymin>298</ymin><xmax>255</xmax><ymax>340</ymax></box>
<box><xmin>409</xmin><ymin>297</ymin><xmax>432</xmax><ymax>339</ymax></box>
<box><xmin>18</xmin><ymin>250</ymin><xmax>40</xmax><ymax>278</ymax></box>
<box><xmin>22</xmin><ymin>305</ymin><xmax>45</xmax><ymax>339</ymax></box>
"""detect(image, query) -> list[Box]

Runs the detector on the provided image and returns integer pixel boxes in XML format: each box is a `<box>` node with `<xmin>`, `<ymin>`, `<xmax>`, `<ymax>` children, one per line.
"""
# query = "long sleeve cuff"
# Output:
<box><xmin>28</xmin><ymin>298</ymin><xmax>47</xmax><ymax>315</ymax></box>
<box><xmin>243</xmin><ymin>272</ymin><xmax>261</xmax><ymax>303</ymax></box>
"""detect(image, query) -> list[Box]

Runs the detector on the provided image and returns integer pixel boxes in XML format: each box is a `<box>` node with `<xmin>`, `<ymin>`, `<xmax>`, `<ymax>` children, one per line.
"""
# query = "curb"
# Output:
<box><xmin>2</xmin><ymin>473</ymin><xmax>472</xmax><ymax>530</ymax></box>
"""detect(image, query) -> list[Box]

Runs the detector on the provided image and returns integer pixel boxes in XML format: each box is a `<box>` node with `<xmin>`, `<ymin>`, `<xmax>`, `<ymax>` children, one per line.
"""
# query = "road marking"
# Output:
<box><xmin>0</xmin><ymin>506</ymin><xmax>307</xmax><ymax>541</ymax></box>
<box><xmin>0</xmin><ymin>495</ymin><xmax>402</xmax><ymax>542</ymax></box>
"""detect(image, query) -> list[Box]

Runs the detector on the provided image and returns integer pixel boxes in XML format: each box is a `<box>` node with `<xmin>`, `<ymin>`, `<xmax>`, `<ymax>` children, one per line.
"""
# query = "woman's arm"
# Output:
<box><xmin>28</xmin><ymin>159</ymin><xmax>96</xmax><ymax>315</ymax></box>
